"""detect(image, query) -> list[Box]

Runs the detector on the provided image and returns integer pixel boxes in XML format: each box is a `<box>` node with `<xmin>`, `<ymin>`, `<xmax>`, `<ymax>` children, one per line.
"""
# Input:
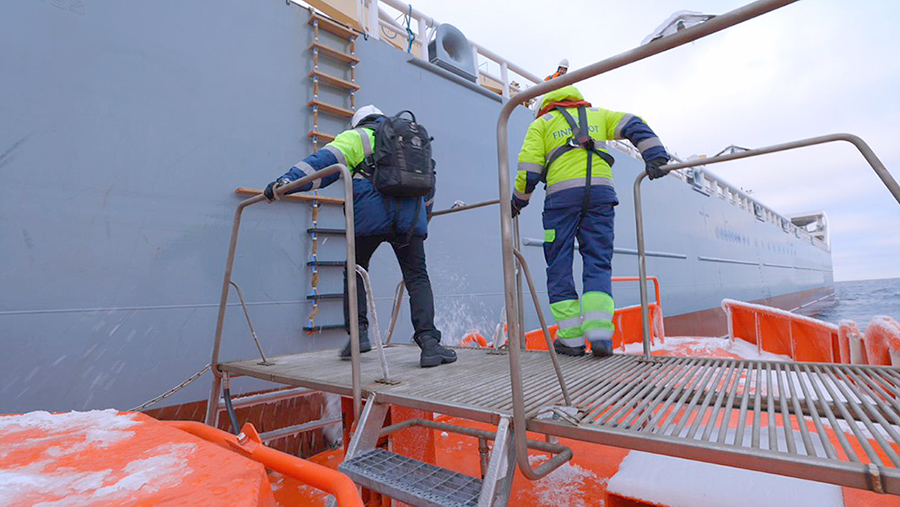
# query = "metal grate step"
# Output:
<box><xmin>340</xmin><ymin>449</ymin><xmax>481</xmax><ymax>507</ymax></box>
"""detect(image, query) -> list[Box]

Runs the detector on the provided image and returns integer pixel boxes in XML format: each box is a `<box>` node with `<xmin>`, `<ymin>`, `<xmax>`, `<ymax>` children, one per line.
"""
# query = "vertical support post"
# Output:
<box><xmin>417</xmin><ymin>16</ymin><xmax>427</xmax><ymax>59</ymax></box>
<box><xmin>343</xmin><ymin>170</ymin><xmax>361</xmax><ymax>421</ymax></box>
<box><xmin>476</xmin><ymin>416</ymin><xmax>516</xmax><ymax>507</ymax></box>
<box><xmin>472</xmin><ymin>46</ymin><xmax>480</xmax><ymax>79</ymax></box>
<box><xmin>513</xmin><ymin>219</ymin><xmax>525</xmax><ymax>348</ymax></box>
<box><xmin>500</xmin><ymin>61</ymin><xmax>510</xmax><ymax>99</ymax></box>
<box><xmin>367</xmin><ymin>0</ymin><xmax>380</xmax><ymax>40</ymax></box>
<box><xmin>633</xmin><ymin>174</ymin><xmax>652</xmax><ymax>360</ymax></box>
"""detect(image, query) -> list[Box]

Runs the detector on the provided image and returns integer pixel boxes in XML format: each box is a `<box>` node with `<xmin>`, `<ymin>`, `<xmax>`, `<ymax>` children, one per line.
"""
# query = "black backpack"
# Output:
<box><xmin>360</xmin><ymin>110</ymin><xmax>435</xmax><ymax>198</ymax></box>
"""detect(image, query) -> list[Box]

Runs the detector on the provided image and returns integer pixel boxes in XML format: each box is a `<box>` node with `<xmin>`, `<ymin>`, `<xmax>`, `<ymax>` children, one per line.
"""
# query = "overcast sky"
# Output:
<box><xmin>387</xmin><ymin>0</ymin><xmax>899</xmax><ymax>281</ymax></box>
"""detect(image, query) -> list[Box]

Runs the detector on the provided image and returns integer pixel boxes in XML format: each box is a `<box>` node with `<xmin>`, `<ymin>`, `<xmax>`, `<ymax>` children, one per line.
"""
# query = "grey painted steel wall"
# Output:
<box><xmin>0</xmin><ymin>0</ymin><xmax>831</xmax><ymax>413</ymax></box>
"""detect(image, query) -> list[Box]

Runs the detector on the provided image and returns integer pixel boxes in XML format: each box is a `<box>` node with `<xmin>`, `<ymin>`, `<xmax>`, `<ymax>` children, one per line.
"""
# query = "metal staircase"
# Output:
<box><xmin>339</xmin><ymin>394</ymin><xmax>535</xmax><ymax>507</ymax></box>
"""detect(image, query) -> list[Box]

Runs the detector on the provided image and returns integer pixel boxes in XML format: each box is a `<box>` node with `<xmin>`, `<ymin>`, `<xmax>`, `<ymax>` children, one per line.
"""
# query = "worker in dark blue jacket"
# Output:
<box><xmin>264</xmin><ymin>105</ymin><xmax>456</xmax><ymax>368</ymax></box>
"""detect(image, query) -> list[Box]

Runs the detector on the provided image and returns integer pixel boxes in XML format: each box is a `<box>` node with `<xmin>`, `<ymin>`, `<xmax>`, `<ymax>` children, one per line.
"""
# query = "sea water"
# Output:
<box><xmin>811</xmin><ymin>277</ymin><xmax>900</xmax><ymax>330</ymax></box>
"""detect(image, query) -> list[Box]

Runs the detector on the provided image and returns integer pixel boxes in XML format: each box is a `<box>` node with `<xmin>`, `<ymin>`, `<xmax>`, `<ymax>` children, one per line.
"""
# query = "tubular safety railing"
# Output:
<box><xmin>495</xmin><ymin>0</ymin><xmax>804</xmax><ymax>482</ymax></box>
<box><xmin>204</xmin><ymin>164</ymin><xmax>364</xmax><ymax>426</ymax></box>
<box><xmin>168</xmin><ymin>420</ymin><xmax>363</xmax><ymax>507</ymax></box>
<box><xmin>371</xmin><ymin>0</ymin><xmax>542</xmax><ymax>97</ymax></box>
<box><xmin>634</xmin><ymin>134</ymin><xmax>900</xmax><ymax>360</ymax></box>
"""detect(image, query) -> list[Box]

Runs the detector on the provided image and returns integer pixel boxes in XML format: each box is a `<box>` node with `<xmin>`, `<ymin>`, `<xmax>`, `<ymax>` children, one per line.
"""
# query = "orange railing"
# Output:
<box><xmin>166</xmin><ymin>421</ymin><xmax>363</xmax><ymax>507</ymax></box>
<box><xmin>722</xmin><ymin>299</ymin><xmax>839</xmax><ymax>362</ymax></box>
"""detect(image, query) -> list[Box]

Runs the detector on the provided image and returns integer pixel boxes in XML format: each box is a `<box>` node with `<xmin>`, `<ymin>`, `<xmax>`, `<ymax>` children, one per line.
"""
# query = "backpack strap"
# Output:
<box><xmin>354</xmin><ymin>127</ymin><xmax>375</xmax><ymax>177</ymax></box>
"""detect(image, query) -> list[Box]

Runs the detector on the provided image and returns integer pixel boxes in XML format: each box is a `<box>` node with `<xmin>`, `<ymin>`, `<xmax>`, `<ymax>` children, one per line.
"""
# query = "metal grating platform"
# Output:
<box><xmin>340</xmin><ymin>449</ymin><xmax>481</xmax><ymax>507</ymax></box>
<box><xmin>221</xmin><ymin>346</ymin><xmax>900</xmax><ymax>493</ymax></box>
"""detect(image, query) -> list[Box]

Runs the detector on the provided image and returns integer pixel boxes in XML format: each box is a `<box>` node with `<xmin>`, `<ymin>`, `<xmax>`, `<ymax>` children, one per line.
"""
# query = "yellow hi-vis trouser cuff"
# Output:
<box><xmin>551</xmin><ymin>299</ymin><xmax>583</xmax><ymax>347</ymax></box>
<box><xmin>582</xmin><ymin>291</ymin><xmax>615</xmax><ymax>343</ymax></box>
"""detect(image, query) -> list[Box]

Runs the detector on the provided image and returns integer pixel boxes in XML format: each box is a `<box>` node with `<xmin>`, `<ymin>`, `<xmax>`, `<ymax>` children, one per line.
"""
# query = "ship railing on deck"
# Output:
<box><xmin>369</xmin><ymin>0</ymin><xmax>542</xmax><ymax>98</ymax></box>
<box><xmin>633</xmin><ymin>134</ymin><xmax>900</xmax><ymax>365</ymax></box>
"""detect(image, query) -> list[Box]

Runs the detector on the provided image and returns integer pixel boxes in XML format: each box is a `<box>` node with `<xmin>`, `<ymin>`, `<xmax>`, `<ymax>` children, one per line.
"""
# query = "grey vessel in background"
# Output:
<box><xmin>0</xmin><ymin>0</ymin><xmax>831</xmax><ymax>418</ymax></box>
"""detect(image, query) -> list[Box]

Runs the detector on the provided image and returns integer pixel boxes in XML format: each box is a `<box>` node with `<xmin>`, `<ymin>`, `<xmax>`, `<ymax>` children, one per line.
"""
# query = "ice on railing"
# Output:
<box><xmin>865</xmin><ymin>316</ymin><xmax>900</xmax><ymax>366</ymax></box>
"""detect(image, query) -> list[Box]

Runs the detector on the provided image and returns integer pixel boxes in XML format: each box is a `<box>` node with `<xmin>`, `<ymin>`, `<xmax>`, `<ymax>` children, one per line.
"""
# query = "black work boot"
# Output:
<box><xmin>414</xmin><ymin>335</ymin><xmax>457</xmax><ymax>368</ymax></box>
<box><xmin>553</xmin><ymin>339</ymin><xmax>586</xmax><ymax>357</ymax></box>
<box><xmin>339</xmin><ymin>327</ymin><xmax>371</xmax><ymax>359</ymax></box>
<box><xmin>590</xmin><ymin>339</ymin><xmax>614</xmax><ymax>358</ymax></box>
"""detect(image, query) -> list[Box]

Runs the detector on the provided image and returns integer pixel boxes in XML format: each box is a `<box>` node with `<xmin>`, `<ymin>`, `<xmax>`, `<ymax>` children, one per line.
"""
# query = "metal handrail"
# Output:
<box><xmin>168</xmin><ymin>420</ymin><xmax>363</xmax><ymax>507</ymax></box>
<box><xmin>495</xmin><ymin>0</ymin><xmax>800</xmax><ymax>481</ymax></box>
<box><xmin>204</xmin><ymin>164</ymin><xmax>362</xmax><ymax>426</ymax></box>
<box><xmin>633</xmin><ymin>133</ymin><xmax>900</xmax><ymax>359</ymax></box>
<box><xmin>356</xmin><ymin>266</ymin><xmax>393</xmax><ymax>383</ymax></box>
<box><xmin>511</xmin><ymin>249</ymin><xmax>571</xmax><ymax>406</ymax></box>
<box><xmin>228</xmin><ymin>281</ymin><xmax>272</xmax><ymax>366</ymax></box>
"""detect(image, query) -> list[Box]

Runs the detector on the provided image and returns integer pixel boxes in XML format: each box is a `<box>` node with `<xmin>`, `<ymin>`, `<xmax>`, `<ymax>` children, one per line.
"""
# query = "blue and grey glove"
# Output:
<box><xmin>644</xmin><ymin>158</ymin><xmax>669</xmax><ymax>180</ymax></box>
<box><xmin>264</xmin><ymin>177</ymin><xmax>292</xmax><ymax>201</ymax></box>
<box><xmin>510</xmin><ymin>196</ymin><xmax>528</xmax><ymax>218</ymax></box>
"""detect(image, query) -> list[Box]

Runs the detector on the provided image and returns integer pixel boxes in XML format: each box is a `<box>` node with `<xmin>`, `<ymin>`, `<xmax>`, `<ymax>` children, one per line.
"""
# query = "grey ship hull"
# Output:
<box><xmin>0</xmin><ymin>0</ymin><xmax>832</xmax><ymax>414</ymax></box>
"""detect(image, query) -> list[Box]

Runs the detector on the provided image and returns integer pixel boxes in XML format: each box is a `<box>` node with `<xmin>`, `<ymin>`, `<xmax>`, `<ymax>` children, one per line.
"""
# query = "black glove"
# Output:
<box><xmin>264</xmin><ymin>178</ymin><xmax>291</xmax><ymax>201</ymax></box>
<box><xmin>645</xmin><ymin>158</ymin><xmax>669</xmax><ymax>180</ymax></box>
<box><xmin>510</xmin><ymin>196</ymin><xmax>527</xmax><ymax>218</ymax></box>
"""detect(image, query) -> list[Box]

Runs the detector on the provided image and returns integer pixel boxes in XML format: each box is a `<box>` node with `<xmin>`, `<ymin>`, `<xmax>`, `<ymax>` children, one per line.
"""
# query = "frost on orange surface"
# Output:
<box><xmin>0</xmin><ymin>410</ymin><xmax>275</xmax><ymax>506</ymax></box>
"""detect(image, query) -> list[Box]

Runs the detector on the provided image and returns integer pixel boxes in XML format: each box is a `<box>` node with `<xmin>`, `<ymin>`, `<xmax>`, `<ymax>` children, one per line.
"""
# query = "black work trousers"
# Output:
<box><xmin>343</xmin><ymin>234</ymin><xmax>440</xmax><ymax>343</ymax></box>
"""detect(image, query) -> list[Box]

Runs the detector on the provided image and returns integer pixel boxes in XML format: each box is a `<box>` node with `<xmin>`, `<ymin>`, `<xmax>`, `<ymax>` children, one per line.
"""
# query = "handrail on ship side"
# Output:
<box><xmin>495</xmin><ymin>0</ymin><xmax>803</xmax><ymax>482</ymax></box>
<box><xmin>204</xmin><ymin>164</ymin><xmax>364</xmax><ymax>426</ymax></box>
<box><xmin>633</xmin><ymin>134</ymin><xmax>900</xmax><ymax>359</ymax></box>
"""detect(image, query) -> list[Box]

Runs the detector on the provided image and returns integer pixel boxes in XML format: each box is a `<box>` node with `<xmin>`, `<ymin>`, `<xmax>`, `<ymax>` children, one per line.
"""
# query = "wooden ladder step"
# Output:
<box><xmin>303</xmin><ymin>324</ymin><xmax>346</xmax><ymax>333</ymax></box>
<box><xmin>307</xmin><ymin>227</ymin><xmax>347</xmax><ymax>235</ymax></box>
<box><xmin>308</xmin><ymin>100</ymin><xmax>353</xmax><ymax>119</ymax></box>
<box><xmin>307</xmin><ymin>130</ymin><xmax>336</xmax><ymax>143</ymax></box>
<box><xmin>309</xmin><ymin>42</ymin><xmax>359</xmax><ymax>64</ymax></box>
<box><xmin>307</xmin><ymin>293</ymin><xmax>344</xmax><ymax>300</ymax></box>
<box><xmin>310</xmin><ymin>70</ymin><xmax>360</xmax><ymax>91</ymax></box>
<box><xmin>307</xmin><ymin>260</ymin><xmax>346</xmax><ymax>267</ymax></box>
<box><xmin>309</xmin><ymin>13</ymin><xmax>357</xmax><ymax>40</ymax></box>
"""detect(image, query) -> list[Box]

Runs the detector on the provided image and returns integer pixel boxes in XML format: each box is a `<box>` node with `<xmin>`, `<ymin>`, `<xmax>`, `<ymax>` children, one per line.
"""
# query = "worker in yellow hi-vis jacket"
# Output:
<box><xmin>511</xmin><ymin>85</ymin><xmax>670</xmax><ymax>358</ymax></box>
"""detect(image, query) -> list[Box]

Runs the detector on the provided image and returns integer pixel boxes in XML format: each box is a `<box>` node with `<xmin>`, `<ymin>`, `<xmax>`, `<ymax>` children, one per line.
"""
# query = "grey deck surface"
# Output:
<box><xmin>221</xmin><ymin>346</ymin><xmax>551</xmax><ymax>421</ymax></box>
<box><xmin>221</xmin><ymin>346</ymin><xmax>900</xmax><ymax>493</ymax></box>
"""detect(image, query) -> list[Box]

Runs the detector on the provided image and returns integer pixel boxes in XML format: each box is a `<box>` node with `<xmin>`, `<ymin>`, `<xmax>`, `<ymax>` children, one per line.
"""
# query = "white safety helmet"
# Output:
<box><xmin>558</xmin><ymin>58</ymin><xmax>569</xmax><ymax>69</ymax></box>
<box><xmin>351</xmin><ymin>104</ymin><xmax>384</xmax><ymax>128</ymax></box>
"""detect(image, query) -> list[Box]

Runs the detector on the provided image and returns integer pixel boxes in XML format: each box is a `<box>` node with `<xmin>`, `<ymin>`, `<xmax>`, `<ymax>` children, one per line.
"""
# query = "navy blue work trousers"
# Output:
<box><xmin>343</xmin><ymin>234</ymin><xmax>440</xmax><ymax>343</ymax></box>
<box><xmin>542</xmin><ymin>203</ymin><xmax>615</xmax><ymax>304</ymax></box>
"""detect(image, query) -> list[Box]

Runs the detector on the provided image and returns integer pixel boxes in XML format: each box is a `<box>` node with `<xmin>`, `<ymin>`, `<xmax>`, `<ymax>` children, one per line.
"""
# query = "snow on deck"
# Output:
<box><xmin>607</xmin><ymin>450</ymin><xmax>843</xmax><ymax>507</ymax></box>
<box><xmin>0</xmin><ymin>410</ymin><xmax>274</xmax><ymax>506</ymax></box>
<box><xmin>623</xmin><ymin>336</ymin><xmax>792</xmax><ymax>361</ymax></box>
